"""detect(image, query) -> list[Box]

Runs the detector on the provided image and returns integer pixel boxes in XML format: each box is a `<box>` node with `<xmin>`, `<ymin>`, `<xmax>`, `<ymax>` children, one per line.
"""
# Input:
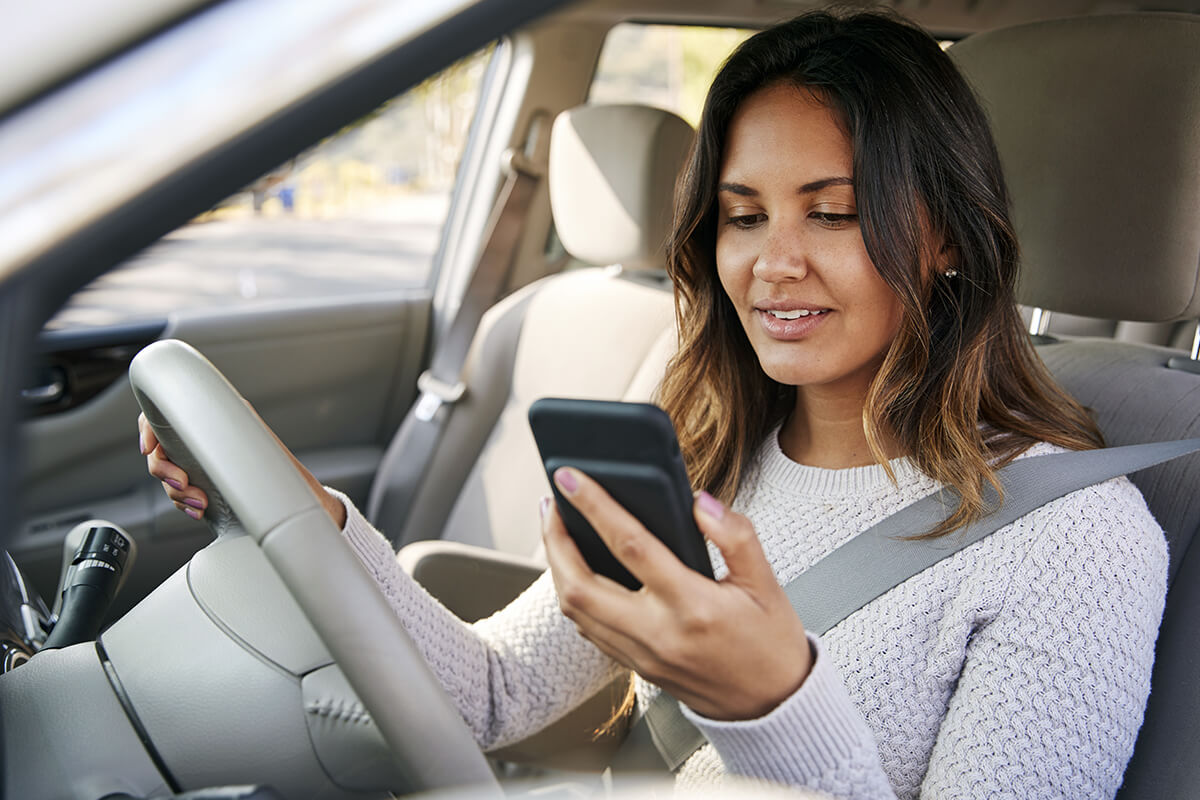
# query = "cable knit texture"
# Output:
<box><xmin>337</xmin><ymin>435</ymin><xmax>1167</xmax><ymax>799</ymax></box>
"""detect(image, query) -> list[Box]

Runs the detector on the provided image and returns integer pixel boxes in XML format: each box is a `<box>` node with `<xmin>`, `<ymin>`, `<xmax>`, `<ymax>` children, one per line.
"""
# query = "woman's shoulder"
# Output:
<box><xmin>991</xmin><ymin>442</ymin><xmax>1169</xmax><ymax>647</ymax></box>
<box><xmin>1013</xmin><ymin>441</ymin><xmax>1158</xmax><ymax>514</ymax></box>
<box><xmin>1011</xmin><ymin>441</ymin><xmax>1166</xmax><ymax>564</ymax></box>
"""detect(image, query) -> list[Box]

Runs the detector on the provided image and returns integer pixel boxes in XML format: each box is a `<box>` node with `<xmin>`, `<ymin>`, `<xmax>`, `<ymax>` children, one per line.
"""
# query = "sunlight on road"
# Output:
<box><xmin>46</xmin><ymin>195</ymin><xmax>447</xmax><ymax>330</ymax></box>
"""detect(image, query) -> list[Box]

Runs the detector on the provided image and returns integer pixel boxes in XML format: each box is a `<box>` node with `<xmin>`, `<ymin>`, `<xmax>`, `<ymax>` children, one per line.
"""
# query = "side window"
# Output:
<box><xmin>588</xmin><ymin>23</ymin><xmax>753</xmax><ymax>126</ymax></box>
<box><xmin>46</xmin><ymin>45</ymin><xmax>496</xmax><ymax>331</ymax></box>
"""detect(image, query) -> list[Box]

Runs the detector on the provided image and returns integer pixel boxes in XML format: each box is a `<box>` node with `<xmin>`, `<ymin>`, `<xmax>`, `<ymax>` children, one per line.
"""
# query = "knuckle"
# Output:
<box><xmin>679</xmin><ymin>603</ymin><xmax>717</xmax><ymax>634</ymax></box>
<box><xmin>611</xmin><ymin>531</ymin><xmax>645</xmax><ymax>564</ymax></box>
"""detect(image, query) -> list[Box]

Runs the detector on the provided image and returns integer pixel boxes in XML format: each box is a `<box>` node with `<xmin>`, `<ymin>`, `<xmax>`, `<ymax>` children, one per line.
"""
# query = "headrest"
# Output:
<box><xmin>950</xmin><ymin>14</ymin><xmax>1200</xmax><ymax>322</ymax></box>
<box><xmin>549</xmin><ymin>104</ymin><xmax>694</xmax><ymax>273</ymax></box>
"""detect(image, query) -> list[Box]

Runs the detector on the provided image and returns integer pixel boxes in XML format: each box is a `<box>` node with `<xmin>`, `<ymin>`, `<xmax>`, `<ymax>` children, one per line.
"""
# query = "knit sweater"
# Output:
<box><xmin>338</xmin><ymin>436</ymin><xmax>1167</xmax><ymax>799</ymax></box>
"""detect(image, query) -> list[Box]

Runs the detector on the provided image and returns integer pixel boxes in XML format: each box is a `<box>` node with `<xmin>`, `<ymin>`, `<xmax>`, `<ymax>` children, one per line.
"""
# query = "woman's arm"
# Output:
<box><xmin>139</xmin><ymin>413</ymin><xmax>620</xmax><ymax>750</ymax></box>
<box><xmin>336</xmin><ymin>491</ymin><xmax>623</xmax><ymax>750</ymax></box>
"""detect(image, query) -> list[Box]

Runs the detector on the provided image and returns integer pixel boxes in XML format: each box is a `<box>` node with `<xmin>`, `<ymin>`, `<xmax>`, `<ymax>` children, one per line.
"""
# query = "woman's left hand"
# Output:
<box><xmin>541</xmin><ymin>467</ymin><xmax>813</xmax><ymax>722</ymax></box>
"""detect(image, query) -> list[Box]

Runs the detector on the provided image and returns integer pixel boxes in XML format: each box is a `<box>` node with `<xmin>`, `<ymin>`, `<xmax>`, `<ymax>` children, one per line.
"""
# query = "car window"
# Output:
<box><xmin>588</xmin><ymin>23</ymin><xmax>754</xmax><ymax>126</ymax></box>
<box><xmin>44</xmin><ymin>44</ymin><xmax>496</xmax><ymax>331</ymax></box>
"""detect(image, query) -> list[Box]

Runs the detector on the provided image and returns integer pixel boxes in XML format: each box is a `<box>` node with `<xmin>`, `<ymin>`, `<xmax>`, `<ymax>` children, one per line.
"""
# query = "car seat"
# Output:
<box><xmin>363</xmin><ymin>103</ymin><xmax>693</xmax><ymax>769</ymax></box>
<box><xmin>950</xmin><ymin>13</ymin><xmax>1200</xmax><ymax>798</ymax></box>
<box><xmin>367</xmin><ymin>103</ymin><xmax>693</xmax><ymax>620</ymax></box>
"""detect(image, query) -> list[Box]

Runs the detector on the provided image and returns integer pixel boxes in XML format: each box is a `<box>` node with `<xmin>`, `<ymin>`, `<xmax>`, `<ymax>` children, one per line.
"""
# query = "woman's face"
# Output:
<box><xmin>716</xmin><ymin>83</ymin><xmax>905</xmax><ymax>396</ymax></box>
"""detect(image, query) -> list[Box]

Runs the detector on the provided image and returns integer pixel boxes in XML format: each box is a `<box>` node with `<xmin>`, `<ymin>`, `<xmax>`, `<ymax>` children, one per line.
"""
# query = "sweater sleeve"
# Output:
<box><xmin>682</xmin><ymin>634</ymin><xmax>897</xmax><ymax>798</ymax></box>
<box><xmin>918</xmin><ymin>478</ymin><xmax>1167</xmax><ymax>798</ymax></box>
<box><xmin>681</xmin><ymin>477</ymin><xmax>1166</xmax><ymax>799</ymax></box>
<box><xmin>331</xmin><ymin>488</ymin><xmax>623</xmax><ymax>749</ymax></box>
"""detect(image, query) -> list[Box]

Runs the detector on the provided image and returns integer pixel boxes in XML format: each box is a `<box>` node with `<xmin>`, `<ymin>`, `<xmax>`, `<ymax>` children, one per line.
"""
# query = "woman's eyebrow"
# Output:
<box><xmin>717</xmin><ymin>181</ymin><xmax>757</xmax><ymax>196</ymax></box>
<box><xmin>798</xmin><ymin>176</ymin><xmax>853</xmax><ymax>194</ymax></box>
<box><xmin>717</xmin><ymin>177</ymin><xmax>854</xmax><ymax>196</ymax></box>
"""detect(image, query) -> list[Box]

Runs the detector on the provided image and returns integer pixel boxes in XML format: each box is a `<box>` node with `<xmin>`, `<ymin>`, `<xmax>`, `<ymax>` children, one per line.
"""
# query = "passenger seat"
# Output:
<box><xmin>366</xmin><ymin>103</ymin><xmax>694</xmax><ymax>619</ymax></box>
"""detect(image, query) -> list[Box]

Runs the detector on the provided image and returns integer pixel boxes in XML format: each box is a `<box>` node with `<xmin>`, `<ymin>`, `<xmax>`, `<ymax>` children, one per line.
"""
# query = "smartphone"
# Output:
<box><xmin>528</xmin><ymin>397</ymin><xmax>715</xmax><ymax>590</ymax></box>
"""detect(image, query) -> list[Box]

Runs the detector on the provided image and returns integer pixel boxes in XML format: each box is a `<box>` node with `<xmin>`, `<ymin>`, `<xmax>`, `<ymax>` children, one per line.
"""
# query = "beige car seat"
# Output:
<box><xmin>367</xmin><ymin>103</ymin><xmax>694</xmax><ymax>620</ymax></box>
<box><xmin>951</xmin><ymin>13</ymin><xmax>1200</xmax><ymax>799</ymax></box>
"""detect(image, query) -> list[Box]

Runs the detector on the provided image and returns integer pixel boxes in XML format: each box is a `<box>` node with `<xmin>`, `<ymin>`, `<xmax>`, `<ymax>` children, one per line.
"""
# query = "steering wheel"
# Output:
<box><xmin>128</xmin><ymin>338</ymin><xmax>499</xmax><ymax>795</ymax></box>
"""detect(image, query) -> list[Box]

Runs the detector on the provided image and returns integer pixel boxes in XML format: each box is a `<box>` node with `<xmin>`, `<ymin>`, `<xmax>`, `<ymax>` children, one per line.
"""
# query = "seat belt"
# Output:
<box><xmin>367</xmin><ymin>150</ymin><xmax>542</xmax><ymax>547</ymax></box>
<box><xmin>612</xmin><ymin>437</ymin><xmax>1200</xmax><ymax>773</ymax></box>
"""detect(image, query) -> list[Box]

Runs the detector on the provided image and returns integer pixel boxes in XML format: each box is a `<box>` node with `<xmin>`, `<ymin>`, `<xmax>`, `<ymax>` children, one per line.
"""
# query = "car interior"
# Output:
<box><xmin>0</xmin><ymin>0</ymin><xmax>1198</xmax><ymax>798</ymax></box>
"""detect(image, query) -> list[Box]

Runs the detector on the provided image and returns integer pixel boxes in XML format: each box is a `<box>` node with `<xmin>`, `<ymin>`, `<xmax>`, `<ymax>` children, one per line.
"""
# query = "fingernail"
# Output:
<box><xmin>697</xmin><ymin>490</ymin><xmax>725</xmax><ymax>520</ymax></box>
<box><xmin>539</xmin><ymin>495</ymin><xmax>551</xmax><ymax>520</ymax></box>
<box><xmin>554</xmin><ymin>468</ymin><xmax>578</xmax><ymax>494</ymax></box>
<box><xmin>139</xmin><ymin>434</ymin><xmax>147</xmax><ymax>455</ymax></box>
<box><xmin>184</xmin><ymin>497</ymin><xmax>205</xmax><ymax>510</ymax></box>
<box><xmin>165</xmin><ymin>478</ymin><xmax>183</xmax><ymax>491</ymax></box>
<box><xmin>184</xmin><ymin>507</ymin><xmax>202</xmax><ymax>520</ymax></box>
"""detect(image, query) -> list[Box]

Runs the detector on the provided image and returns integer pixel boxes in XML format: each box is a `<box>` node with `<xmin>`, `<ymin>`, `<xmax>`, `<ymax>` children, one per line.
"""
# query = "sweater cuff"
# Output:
<box><xmin>325</xmin><ymin>486</ymin><xmax>398</xmax><ymax>574</ymax></box>
<box><xmin>679</xmin><ymin>634</ymin><xmax>883</xmax><ymax>785</ymax></box>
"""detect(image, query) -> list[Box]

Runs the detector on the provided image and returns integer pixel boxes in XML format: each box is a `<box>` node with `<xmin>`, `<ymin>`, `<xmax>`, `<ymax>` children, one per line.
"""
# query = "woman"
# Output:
<box><xmin>141</xmin><ymin>10</ymin><xmax>1167</xmax><ymax>798</ymax></box>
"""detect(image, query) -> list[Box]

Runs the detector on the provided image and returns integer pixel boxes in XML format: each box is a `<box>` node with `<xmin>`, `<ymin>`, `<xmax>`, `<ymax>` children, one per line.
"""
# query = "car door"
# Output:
<box><xmin>16</xmin><ymin>291</ymin><xmax>429</xmax><ymax>618</ymax></box>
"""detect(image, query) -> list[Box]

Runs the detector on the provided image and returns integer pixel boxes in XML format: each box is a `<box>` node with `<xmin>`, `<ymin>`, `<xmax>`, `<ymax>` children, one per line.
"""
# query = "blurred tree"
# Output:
<box><xmin>589</xmin><ymin>24</ymin><xmax>752</xmax><ymax>126</ymax></box>
<box><xmin>410</xmin><ymin>44</ymin><xmax>494</xmax><ymax>189</ymax></box>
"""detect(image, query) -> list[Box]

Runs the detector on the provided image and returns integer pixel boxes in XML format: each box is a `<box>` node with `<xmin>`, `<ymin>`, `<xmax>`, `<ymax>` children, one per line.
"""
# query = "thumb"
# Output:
<box><xmin>137</xmin><ymin>412</ymin><xmax>160</xmax><ymax>456</ymax></box>
<box><xmin>693</xmin><ymin>491</ymin><xmax>776</xmax><ymax>589</ymax></box>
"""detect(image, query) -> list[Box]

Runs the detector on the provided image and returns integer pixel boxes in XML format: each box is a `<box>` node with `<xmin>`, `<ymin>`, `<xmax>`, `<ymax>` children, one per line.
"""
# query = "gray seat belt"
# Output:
<box><xmin>367</xmin><ymin>150</ymin><xmax>541</xmax><ymax>547</ymax></box>
<box><xmin>614</xmin><ymin>437</ymin><xmax>1200</xmax><ymax>773</ymax></box>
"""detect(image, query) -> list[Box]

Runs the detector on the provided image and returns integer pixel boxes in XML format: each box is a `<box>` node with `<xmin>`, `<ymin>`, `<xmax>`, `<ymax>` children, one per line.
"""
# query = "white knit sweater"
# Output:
<box><xmin>338</xmin><ymin>437</ymin><xmax>1167</xmax><ymax>799</ymax></box>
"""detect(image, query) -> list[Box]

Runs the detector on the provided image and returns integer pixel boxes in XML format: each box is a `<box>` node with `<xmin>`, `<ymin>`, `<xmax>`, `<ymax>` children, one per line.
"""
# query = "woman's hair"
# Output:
<box><xmin>657</xmin><ymin>9</ymin><xmax>1103</xmax><ymax>536</ymax></box>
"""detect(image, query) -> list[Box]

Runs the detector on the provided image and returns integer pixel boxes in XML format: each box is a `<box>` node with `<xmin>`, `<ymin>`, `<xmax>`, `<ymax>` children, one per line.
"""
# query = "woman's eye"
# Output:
<box><xmin>726</xmin><ymin>213</ymin><xmax>767</xmax><ymax>230</ymax></box>
<box><xmin>811</xmin><ymin>212</ymin><xmax>858</xmax><ymax>229</ymax></box>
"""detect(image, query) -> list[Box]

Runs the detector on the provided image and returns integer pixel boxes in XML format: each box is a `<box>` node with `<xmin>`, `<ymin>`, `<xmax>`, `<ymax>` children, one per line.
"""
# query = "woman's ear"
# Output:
<box><xmin>938</xmin><ymin>241</ymin><xmax>961</xmax><ymax>276</ymax></box>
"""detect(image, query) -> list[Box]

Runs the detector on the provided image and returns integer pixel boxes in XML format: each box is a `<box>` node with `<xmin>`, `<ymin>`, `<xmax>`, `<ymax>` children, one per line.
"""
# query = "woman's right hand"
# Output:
<box><xmin>138</xmin><ymin>412</ymin><xmax>209</xmax><ymax>520</ymax></box>
<box><xmin>137</xmin><ymin>413</ymin><xmax>347</xmax><ymax>528</ymax></box>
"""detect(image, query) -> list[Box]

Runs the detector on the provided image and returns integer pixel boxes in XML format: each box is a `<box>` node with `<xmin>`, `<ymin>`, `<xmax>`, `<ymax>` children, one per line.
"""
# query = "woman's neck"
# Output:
<box><xmin>779</xmin><ymin>385</ymin><xmax>903</xmax><ymax>469</ymax></box>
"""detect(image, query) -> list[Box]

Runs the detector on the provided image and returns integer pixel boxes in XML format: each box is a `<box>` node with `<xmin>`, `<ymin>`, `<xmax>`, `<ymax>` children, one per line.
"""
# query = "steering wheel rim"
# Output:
<box><xmin>129</xmin><ymin>338</ymin><xmax>499</xmax><ymax>795</ymax></box>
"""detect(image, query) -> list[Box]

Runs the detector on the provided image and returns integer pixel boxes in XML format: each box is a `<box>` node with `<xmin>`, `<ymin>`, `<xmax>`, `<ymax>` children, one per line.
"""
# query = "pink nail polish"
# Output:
<box><xmin>139</xmin><ymin>434</ymin><xmax>146</xmax><ymax>455</ymax></box>
<box><xmin>184</xmin><ymin>507</ymin><xmax>201</xmax><ymax>520</ymax></box>
<box><xmin>698</xmin><ymin>491</ymin><xmax>725</xmax><ymax>520</ymax></box>
<box><xmin>184</xmin><ymin>497</ymin><xmax>205</xmax><ymax>510</ymax></box>
<box><xmin>555</xmin><ymin>468</ymin><xmax>578</xmax><ymax>494</ymax></box>
<box><xmin>539</xmin><ymin>496</ymin><xmax>551</xmax><ymax>519</ymax></box>
<box><xmin>165</xmin><ymin>478</ymin><xmax>183</xmax><ymax>491</ymax></box>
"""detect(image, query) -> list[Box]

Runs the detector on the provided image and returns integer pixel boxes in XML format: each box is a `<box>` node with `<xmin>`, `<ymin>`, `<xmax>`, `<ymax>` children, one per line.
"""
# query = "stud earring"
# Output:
<box><xmin>943</xmin><ymin>267</ymin><xmax>958</xmax><ymax>278</ymax></box>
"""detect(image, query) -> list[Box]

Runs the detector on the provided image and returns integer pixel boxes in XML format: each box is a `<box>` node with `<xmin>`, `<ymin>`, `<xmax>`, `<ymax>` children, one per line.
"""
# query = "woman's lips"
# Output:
<box><xmin>756</xmin><ymin>307</ymin><xmax>832</xmax><ymax>340</ymax></box>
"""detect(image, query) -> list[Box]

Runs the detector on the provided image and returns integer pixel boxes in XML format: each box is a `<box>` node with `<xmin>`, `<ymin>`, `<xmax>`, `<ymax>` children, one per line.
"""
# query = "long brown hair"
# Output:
<box><xmin>657</xmin><ymin>9</ymin><xmax>1103</xmax><ymax>536</ymax></box>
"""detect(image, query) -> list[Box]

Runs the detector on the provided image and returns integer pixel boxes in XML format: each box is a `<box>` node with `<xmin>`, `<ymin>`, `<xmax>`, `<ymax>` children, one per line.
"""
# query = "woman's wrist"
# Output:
<box><xmin>323</xmin><ymin>490</ymin><xmax>348</xmax><ymax>529</ymax></box>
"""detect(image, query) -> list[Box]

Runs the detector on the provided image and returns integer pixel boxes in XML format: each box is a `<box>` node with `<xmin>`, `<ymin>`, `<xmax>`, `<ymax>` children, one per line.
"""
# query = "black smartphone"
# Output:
<box><xmin>528</xmin><ymin>397</ymin><xmax>715</xmax><ymax>590</ymax></box>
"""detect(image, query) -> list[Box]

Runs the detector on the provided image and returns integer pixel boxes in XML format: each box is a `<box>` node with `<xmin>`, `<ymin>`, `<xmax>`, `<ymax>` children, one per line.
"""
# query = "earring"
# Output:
<box><xmin>943</xmin><ymin>267</ymin><xmax>958</xmax><ymax>278</ymax></box>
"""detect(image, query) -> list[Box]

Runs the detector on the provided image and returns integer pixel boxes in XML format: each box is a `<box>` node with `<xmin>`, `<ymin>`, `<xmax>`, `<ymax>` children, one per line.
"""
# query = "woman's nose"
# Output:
<box><xmin>752</xmin><ymin>222</ymin><xmax>809</xmax><ymax>283</ymax></box>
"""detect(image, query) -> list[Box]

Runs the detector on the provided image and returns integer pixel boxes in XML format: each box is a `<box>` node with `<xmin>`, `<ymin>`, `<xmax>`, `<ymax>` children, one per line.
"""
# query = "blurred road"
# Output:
<box><xmin>47</xmin><ymin>197</ymin><xmax>446</xmax><ymax>330</ymax></box>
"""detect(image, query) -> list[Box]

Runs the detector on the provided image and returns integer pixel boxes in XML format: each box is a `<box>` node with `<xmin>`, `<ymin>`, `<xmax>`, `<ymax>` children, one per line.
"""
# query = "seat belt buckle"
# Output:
<box><xmin>414</xmin><ymin>371</ymin><xmax>466</xmax><ymax>422</ymax></box>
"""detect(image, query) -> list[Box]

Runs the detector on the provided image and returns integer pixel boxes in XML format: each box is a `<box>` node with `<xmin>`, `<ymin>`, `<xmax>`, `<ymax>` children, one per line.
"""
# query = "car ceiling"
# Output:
<box><xmin>552</xmin><ymin>0</ymin><xmax>1200</xmax><ymax>35</ymax></box>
